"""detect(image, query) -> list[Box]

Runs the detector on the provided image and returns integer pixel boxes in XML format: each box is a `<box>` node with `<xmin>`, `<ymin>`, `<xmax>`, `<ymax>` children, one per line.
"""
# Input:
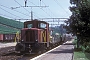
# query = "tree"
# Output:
<box><xmin>67</xmin><ymin>0</ymin><xmax>90</xmax><ymax>50</ymax></box>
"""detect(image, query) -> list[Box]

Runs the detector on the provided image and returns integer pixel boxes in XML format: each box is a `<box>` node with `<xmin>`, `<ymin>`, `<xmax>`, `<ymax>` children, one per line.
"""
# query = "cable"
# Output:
<box><xmin>27</xmin><ymin>0</ymin><xmax>43</xmax><ymax>17</ymax></box>
<box><xmin>40</xmin><ymin>8</ymin><xmax>52</xmax><ymax>18</ymax></box>
<box><xmin>54</xmin><ymin>0</ymin><xmax>70</xmax><ymax>15</ymax></box>
<box><xmin>33</xmin><ymin>12</ymin><xmax>40</xmax><ymax>19</ymax></box>
<box><xmin>28</xmin><ymin>0</ymin><xmax>36</xmax><ymax>6</ymax></box>
<box><xmin>0</xmin><ymin>13</ymin><xmax>14</xmax><ymax>19</ymax></box>
<box><xmin>42</xmin><ymin>1</ymin><xmax>56</xmax><ymax>17</ymax></box>
<box><xmin>0</xmin><ymin>4</ymin><xmax>30</xmax><ymax>17</ymax></box>
<box><xmin>0</xmin><ymin>7</ymin><xmax>22</xmax><ymax>18</ymax></box>
<box><xmin>14</xmin><ymin>0</ymin><xmax>30</xmax><ymax>13</ymax></box>
<box><xmin>14</xmin><ymin>0</ymin><xmax>40</xmax><ymax>19</ymax></box>
<box><xmin>28</xmin><ymin>0</ymin><xmax>52</xmax><ymax>18</ymax></box>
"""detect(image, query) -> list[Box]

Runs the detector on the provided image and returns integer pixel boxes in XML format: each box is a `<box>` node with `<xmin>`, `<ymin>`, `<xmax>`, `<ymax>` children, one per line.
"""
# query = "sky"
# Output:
<box><xmin>0</xmin><ymin>0</ymin><xmax>72</xmax><ymax>26</ymax></box>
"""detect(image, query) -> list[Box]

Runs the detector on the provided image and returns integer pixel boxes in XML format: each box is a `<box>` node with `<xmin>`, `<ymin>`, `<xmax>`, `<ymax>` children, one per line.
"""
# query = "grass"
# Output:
<box><xmin>73</xmin><ymin>38</ymin><xmax>90</xmax><ymax>60</ymax></box>
<box><xmin>74</xmin><ymin>51</ymin><xmax>90</xmax><ymax>60</ymax></box>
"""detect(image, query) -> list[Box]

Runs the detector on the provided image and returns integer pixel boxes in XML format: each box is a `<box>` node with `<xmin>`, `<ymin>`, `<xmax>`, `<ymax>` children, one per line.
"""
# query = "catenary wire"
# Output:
<box><xmin>14</xmin><ymin>0</ymin><xmax>30</xmax><ymax>13</ymax></box>
<box><xmin>0</xmin><ymin>4</ymin><xmax>30</xmax><ymax>17</ymax></box>
<box><xmin>28</xmin><ymin>0</ymin><xmax>52</xmax><ymax>18</ymax></box>
<box><xmin>0</xmin><ymin>13</ymin><xmax>15</xmax><ymax>19</ymax></box>
<box><xmin>42</xmin><ymin>1</ymin><xmax>56</xmax><ymax>17</ymax></box>
<box><xmin>14</xmin><ymin>0</ymin><xmax>40</xmax><ymax>19</ymax></box>
<box><xmin>0</xmin><ymin>6</ymin><xmax>22</xmax><ymax>18</ymax></box>
<box><xmin>54</xmin><ymin>0</ymin><xmax>70</xmax><ymax>15</ymax></box>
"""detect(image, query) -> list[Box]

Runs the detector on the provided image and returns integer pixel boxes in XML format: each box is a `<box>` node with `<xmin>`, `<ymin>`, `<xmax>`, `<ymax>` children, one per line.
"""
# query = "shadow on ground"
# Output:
<box><xmin>63</xmin><ymin>43</ymin><xmax>74</xmax><ymax>45</ymax></box>
<box><xmin>48</xmin><ymin>49</ymin><xmax>74</xmax><ymax>54</ymax></box>
<box><xmin>85</xmin><ymin>53</ymin><xmax>90</xmax><ymax>60</ymax></box>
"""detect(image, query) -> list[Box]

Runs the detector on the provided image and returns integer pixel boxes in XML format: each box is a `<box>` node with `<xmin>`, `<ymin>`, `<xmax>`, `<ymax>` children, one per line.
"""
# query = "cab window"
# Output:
<box><xmin>27</xmin><ymin>24</ymin><xmax>32</xmax><ymax>28</ymax></box>
<box><xmin>40</xmin><ymin>23</ymin><xmax>46</xmax><ymax>29</ymax></box>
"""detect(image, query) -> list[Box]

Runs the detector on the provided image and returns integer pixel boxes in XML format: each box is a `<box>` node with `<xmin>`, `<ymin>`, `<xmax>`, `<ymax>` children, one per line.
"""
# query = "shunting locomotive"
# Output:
<box><xmin>15</xmin><ymin>19</ymin><xmax>62</xmax><ymax>54</ymax></box>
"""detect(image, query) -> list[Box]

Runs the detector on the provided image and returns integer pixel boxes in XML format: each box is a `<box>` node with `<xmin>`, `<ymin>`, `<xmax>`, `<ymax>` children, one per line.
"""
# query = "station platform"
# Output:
<box><xmin>31</xmin><ymin>39</ymin><xmax>74</xmax><ymax>60</ymax></box>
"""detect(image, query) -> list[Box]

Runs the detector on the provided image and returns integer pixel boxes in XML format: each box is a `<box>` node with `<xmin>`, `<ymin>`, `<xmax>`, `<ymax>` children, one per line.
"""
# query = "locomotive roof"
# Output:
<box><xmin>24</xmin><ymin>19</ymin><xmax>49</xmax><ymax>24</ymax></box>
<box><xmin>22</xmin><ymin>28</ymin><xmax>43</xmax><ymax>30</ymax></box>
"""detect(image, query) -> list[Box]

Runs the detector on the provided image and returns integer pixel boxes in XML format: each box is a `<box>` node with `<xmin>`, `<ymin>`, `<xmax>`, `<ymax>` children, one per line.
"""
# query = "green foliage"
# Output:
<box><xmin>0</xmin><ymin>16</ymin><xmax>23</xmax><ymax>29</ymax></box>
<box><xmin>82</xmin><ymin>42</ymin><xmax>90</xmax><ymax>52</ymax></box>
<box><xmin>0</xmin><ymin>16</ymin><xmax>23</xmax><ymax>34</ymax></box>
<box><xmin>74</xmin><ymin>51</ymin><xmax>90</xmax><ymax>60</ymax></box>
<box><xmin>50</xmin><ymin>25</ymin><xmax>66</xmax><ymax>36</ymax></box>
<box><xmin>0</xmin><ymin>24</ymin><xmax>19</xmax><ymax>34</ymax></box>
<box><xmin>67</xmin><ymin>0</ymin><xmax>90</xmax><ymax>52</ymax></box>
<box><xmin>73</xmin><ymin>38</ymin><xmax>77</xmax><ymax>45</ymax></box>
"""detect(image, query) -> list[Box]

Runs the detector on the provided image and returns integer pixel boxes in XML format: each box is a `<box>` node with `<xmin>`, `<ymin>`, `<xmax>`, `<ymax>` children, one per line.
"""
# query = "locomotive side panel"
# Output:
<box><xmin>21</xmin><ymin>29</ymin><xmax>26</xmax><ymax>42</ymax></box>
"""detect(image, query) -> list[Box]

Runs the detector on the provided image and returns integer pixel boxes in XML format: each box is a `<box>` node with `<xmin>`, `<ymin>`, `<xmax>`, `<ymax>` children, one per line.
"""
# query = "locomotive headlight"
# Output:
<box><xmin>21</xmin><ymin>40</ymin><xmax>24</xmax><ymax>42</ymax></box>
<box><xmin>29</xmin><ymin>44</ymin><xmax>31</xmax><ymax>48</ymax></box>
<box><xmin>35</xmin><ymin>39</ymin><xmax>38</xmax><ymax>42</ymax></box>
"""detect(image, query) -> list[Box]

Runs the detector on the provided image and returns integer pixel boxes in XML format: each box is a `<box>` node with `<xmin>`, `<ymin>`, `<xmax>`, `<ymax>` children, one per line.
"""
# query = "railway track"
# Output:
<box><xmin>0</xmin><ymin>41</ymin><xmax>63</xmax><ymax>60</ymax></box>
<box><xmin>0</xmin><ymin>46</ymin><xmax>49</xmax><ymax>60</ymax></box>
<box><xmin>1</xmin><ymin>52</ymin><xmax>38</xmax><ymax>60</ymax></box>
<box><xmin>0</xmin><ymin>46</ymin><xmax>39</xmax><ymax>60</ymax></box>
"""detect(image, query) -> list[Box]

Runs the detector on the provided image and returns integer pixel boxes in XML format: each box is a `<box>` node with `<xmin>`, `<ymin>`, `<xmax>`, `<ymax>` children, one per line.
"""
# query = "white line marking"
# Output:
<box><xmin>30</xmin><ymin>41</ymin><xmax>69</xmax><ymax>60</ymax></box>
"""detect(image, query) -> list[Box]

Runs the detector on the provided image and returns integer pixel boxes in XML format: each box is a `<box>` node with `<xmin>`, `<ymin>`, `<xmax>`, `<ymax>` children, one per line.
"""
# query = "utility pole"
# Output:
<box><xmin>31</xmin><ymin>10</ymin><xmax>33</xmax><ymax>20</ymax></box>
